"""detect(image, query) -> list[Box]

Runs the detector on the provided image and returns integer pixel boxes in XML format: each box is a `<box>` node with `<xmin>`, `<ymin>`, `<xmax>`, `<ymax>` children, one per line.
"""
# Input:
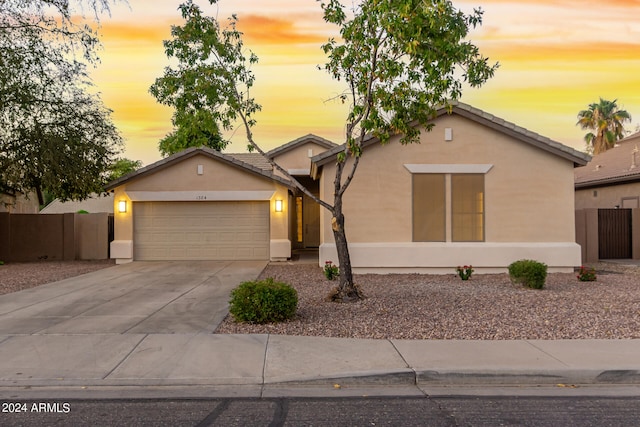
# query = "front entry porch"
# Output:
<box><xmin>290</xmin><ymin>176</ymin><xmax>321</xmax><ymax>250</ymax></box>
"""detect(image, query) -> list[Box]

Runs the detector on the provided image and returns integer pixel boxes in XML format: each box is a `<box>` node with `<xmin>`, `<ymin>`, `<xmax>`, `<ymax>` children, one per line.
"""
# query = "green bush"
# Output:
<box><xmin>229</xmin><ymin>278</ymin><xmax>298</xmax><ymax>324</ymax></box>
<box><xmin>508</xmin><ymin>259</ymin><xmax>548</xmax><ymax>289</ymax></box>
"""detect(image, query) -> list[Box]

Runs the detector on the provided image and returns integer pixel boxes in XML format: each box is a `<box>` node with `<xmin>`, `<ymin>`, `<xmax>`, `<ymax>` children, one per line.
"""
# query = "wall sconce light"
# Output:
<box><xmin>118</xmin><ymin>200</ymin><xmax>127</xmax><ymax>213</ymax></box>
<box><xmin>274</xmin><ymin>199</ymin><xmax>283</xmax><ymax>212</ymax></box>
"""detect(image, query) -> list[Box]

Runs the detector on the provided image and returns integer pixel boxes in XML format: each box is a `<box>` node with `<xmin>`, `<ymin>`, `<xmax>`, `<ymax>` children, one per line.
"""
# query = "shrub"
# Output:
<box><xmin>508</xmin><ymin>259</ymin><xmax>548</xmax><ymax>289</ymax></box>
<box><xmin>229</xmin><ymin>278</ymin><xmax>298</xmax><ymax>324</ymax></box>
<box><xmin>323</xmin><ymin>260</ymin><xmax>339</xmax><ymax>280</ymax></box>
<box><xmin>577</xmin><ymin>266</ymin><xmax>597</xmax><ymax>282</ymax></box>
<box><xmin>455</xmin><ymin>265</ymin><xmax>474</xmax><ymax>280</ymax></box>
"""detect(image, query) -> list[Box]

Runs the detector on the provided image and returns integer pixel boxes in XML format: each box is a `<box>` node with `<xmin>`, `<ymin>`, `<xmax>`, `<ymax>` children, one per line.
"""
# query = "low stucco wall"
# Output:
<box><xmin>575</xmin><ymin>208</ymin><xmax>640</xmax><ymax>263</ymax></box>
<box><xmin>319</xmin><ymin>242</ymin><xmax>581</xmax><ymax>274</ymax></box>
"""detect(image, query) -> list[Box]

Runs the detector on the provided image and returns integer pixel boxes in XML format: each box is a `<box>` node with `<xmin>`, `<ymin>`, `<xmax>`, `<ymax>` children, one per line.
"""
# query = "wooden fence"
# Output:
<box><xmin>0</xmin><ymin>212</ymin><xmax>112</xmax><ymax>262</ymax></box>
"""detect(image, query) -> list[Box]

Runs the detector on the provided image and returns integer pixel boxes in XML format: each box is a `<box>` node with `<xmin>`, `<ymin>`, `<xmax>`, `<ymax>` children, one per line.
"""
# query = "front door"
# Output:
<box><xmin>302</xmin><ymin>193</ymin><xmax>320</xmax><ymax>247</ymax></box>
<box><xmin>292</xmin><ymin>176</ymin><xmax>321</xmax><ymax>249</ymax></box>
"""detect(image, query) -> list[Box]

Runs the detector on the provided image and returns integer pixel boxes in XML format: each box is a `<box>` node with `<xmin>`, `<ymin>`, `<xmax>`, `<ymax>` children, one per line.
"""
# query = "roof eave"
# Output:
<box><xmin>105</xmin><ymin>147</ymin><xmax>295</xmax><ymax>192</ymax></box>
<box><xmin>575</xmin><ymin>173</ymin><xmax>640</xmax><ymax>189</ymax></box>
<box><xmin>309</xmin><ymin>103</ymin><xmax>592</xmax><ymax>171</ymax></box>
<box><xmin>447</xmin><ymin>105</ymin><xmax>591</xmax><ymax>167</ymax></box>
<box><xmin>266</xmin><ymin>134</ymin><xmax>338</xmax><ymax>159</ymax></box>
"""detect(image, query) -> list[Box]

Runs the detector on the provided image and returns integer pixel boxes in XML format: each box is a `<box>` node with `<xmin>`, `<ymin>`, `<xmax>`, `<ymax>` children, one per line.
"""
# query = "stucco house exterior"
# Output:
<box><xmin>0</xmin><ymin>191</ymin><xmax>39</xmax><ymax>213</ymax></box>
<box><xmin>575</xmin><ymin>131</ymin><xmax>640</xmax><ymax>209</ymax></box>
<box><xmin>107</xmin><ymin>103</ymin><xmax>589</xmax><ymax>273</ymax></box>
<box><xmin>574</xmin><ymin>131</ymin><xmax>640</xmax><ymax>262</ymax></box>
<box><xmin>312</xmin><ymin>102</ymin><xmax>590</xmax><ymax>273</ymax></box>
<box><xmin>106</xmin><ymin>134</ymin><xmax>334</xmax><ymax>264</ymax></box>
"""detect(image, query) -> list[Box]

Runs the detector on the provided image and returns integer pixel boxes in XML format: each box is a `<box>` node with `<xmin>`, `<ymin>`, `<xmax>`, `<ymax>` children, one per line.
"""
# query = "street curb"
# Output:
<box><xmin>273</xmin><ymin>369</ymin><xmax>640</xmax><ymax>387</ymax></box>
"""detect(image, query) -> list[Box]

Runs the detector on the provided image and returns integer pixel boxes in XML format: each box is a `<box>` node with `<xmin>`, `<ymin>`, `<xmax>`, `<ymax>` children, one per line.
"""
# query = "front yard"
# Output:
<box><xmin>216</xmin><ymin>262</ymin><xmax>640</xmax><ymax>340</ymax></box>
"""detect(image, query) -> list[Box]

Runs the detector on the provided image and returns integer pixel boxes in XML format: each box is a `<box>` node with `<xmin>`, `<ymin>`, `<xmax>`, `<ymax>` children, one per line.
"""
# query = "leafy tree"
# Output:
<box><xmin>155</xmin><ymin>0</ymin><xmax>496</xmax><ymax>301</ymax></box>
<box><xmin>105</xmin><ymin>158</ymin><xmax>143</xmax><ymax>183</ymax></box>
<box><xmin>0</xmin><ymin>0</ymin><xmax>123</xmax><ymax>204</ymax></box>
<box><xmin>577</xmin><ymin>98</ymin><xmax>632</xmax><ymax>154</ymax></box>
<box><xmin>149</xmin><ymin>2</ymin><xmax>231</xmax><ymax>156</ymax></box>
<box><xmin>319</xmin><ymin>0</ymin><xmax>497</xmax><ymax>300</ymax></box>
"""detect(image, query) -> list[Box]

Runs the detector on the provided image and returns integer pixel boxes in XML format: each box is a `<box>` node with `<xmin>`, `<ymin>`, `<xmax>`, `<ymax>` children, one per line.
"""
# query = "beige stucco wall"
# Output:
<box><xmin>111</xmin><ymin>153</ymin><xmax>290</xmax><ymax>262</ymax></box>
<box><xmin>318</xmin><ymin>114</ymin><xmax>580</xmax><ymax>272</ymax></box>
<box><xmin>272</xmin><ymin>141</ymin><xmax>331</xmax><ymax>177</ymax></box>
<box><xmin>575</xmin><ymin>182</ymin><xmax>640</xmax><ymax>210</ymax></box>
<box><xmin>1</xmin><ymin>192</ymin><xmax>39</xmax><ymax>213</ymax></box>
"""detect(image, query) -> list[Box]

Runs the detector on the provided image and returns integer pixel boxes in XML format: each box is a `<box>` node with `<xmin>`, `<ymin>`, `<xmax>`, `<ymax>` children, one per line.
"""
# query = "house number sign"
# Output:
<box><xmin>195</xmin><ymin>195</ymin><xmax>207</xmax><ymax>200</ymax></box>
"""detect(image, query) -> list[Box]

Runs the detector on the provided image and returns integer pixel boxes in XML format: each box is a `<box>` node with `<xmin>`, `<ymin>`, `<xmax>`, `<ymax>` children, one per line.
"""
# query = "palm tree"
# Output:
<box><xmin>577</xmin><ymin>98</ymin><xmax>632</xmax><ymax>154</ymax></box>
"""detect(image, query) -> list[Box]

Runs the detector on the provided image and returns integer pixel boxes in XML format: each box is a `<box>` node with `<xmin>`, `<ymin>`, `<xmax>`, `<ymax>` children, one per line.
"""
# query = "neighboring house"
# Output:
<box><xmin>40</xmin><ymin>193</ymin><xmax>114</xmax><ymax>214</ymax></box>
<box><xmin>106</xmin><ymin>103</ymin><xmax>589</xmax><ymax>273</ymax></box>
<box><xmin>0</xmin><ymin>191</ymin><xmax>39</xmax><ymax>213</ymax></box>
<box><xmin>575</xmin><ymin>131</ymin><xmax>640</xmax><ymax>209</ymax></box>
<box><xmin>574</xmin><ymin>132</ymin><xmax>640</xmax><ymax>262</ymax></box>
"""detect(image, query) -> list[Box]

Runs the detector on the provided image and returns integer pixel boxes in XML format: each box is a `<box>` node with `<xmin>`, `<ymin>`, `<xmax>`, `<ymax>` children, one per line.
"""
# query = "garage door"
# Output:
<box><xmin>133</xmin><ymin>201</ymin><xmax>269</xmax><ymax>260</ymax></box>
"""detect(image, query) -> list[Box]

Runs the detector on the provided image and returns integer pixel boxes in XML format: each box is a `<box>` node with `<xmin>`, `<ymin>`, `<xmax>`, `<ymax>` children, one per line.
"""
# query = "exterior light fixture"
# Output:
<box><xmin>118</xmin><ymin>200</ymin><xmax>127</xmax><ymax>213</ymax></box>
<box><xmin>275</xmin><ymin>199</ymin><xmax>283</xmax><ymax>212</ymax></box>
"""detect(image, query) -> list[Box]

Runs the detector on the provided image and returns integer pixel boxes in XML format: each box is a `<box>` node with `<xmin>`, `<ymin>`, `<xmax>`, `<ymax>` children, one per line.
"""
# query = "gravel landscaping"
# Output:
<box><xmin>1</xmin><ymin>259</ymin><xmax>638</xmax><ymax>340</ymax></box>
<box><xmin>0</xmin><ymin>260</ymin><xmax>115</xmax><ymax>295</ymax></box>
<box><xmin>216</xmin><ymin>262</ymin><xmax>640</xmax><ymax>340</ymax></box>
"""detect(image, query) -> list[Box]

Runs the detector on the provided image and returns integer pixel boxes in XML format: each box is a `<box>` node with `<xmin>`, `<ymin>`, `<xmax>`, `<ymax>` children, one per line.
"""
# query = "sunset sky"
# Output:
<box><xmin>89</xmin><ymin>0</ymin><xmax>640</xmax><ymax>166</ymax></box>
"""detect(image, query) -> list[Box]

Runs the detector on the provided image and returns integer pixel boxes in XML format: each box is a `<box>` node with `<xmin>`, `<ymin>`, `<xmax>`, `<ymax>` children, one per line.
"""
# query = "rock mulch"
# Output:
<box><xmin>216</xmin><ymin>262</ymin><xmax>640</xmax><ymax>340</ymax></box>
<box><xmin>0</xmin><ymin>260</ymin><xmax>115</xmax><ymax>295</ymax></box>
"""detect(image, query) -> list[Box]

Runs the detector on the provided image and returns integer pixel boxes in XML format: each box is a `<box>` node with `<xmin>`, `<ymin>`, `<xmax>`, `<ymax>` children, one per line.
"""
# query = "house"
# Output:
<box><xmin>0</xmin><ymin>191</ymin><xmax>39</xmax><ymax>213</ymax></box>
<box><xmin>575</xmin><ymin>131</ymin><xmax>640</xmax><ymax>209</ymax></box>
<box><xmin>106</xmin><ymin>134</ymin><xmax>335</xmax><ymax>264</ymax></box>
<box><xmin>40</xmin><ymin>193</ymin><xmax>114</xmax><ymax>214</ymax></box>
<box><xmin>309</xmin><ymin>102</ymin><xmax>590</xmax><ymax>273</ymax></box>
<box><xmin>574</xmin><ymin>132</ymin><xmax>640</xmax><ymax>261</ymax></box>
<box><xmin>106</xmin><ymin>103</ymin><xmax>590</xmax><ymax>273</ymax></box>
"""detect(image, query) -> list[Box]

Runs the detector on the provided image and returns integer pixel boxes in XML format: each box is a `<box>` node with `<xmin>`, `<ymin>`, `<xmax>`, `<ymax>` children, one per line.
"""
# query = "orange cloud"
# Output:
<box><xmin>482</xmin><ymin>40</ymin><xmax>640</xmax><ymax>63</ymax></box>
<box><xmin>99</xmin><ymin>20</ymin><xmax>175</xmax><ymax>45</ymax></box>
<box><xmin>237</xmin><ymin>14</ymin><xmax>328</xmax><ymax>45</ymax></box>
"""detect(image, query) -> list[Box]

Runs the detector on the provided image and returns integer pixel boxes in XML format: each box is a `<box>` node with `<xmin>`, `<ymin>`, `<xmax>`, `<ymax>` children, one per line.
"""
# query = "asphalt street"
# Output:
<box><xmin>3</xmin><ymin>393</ymin><xmax>640</xmax><ymax>426</ymax></box>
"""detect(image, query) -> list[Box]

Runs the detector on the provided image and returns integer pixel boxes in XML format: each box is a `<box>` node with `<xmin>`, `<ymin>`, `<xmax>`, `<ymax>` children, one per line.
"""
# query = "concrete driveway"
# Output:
<box><xmin>0</xmin><ymin>260</ymin><xmax>266</xmax><ymax>335</ymax></box>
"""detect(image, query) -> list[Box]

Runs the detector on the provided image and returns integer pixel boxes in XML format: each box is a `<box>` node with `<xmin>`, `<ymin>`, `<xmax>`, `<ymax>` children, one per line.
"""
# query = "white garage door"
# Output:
<box><xmin>133</xmin><ymin>201</ymin><xmax>269</xmax><ymax>261</ymax></box>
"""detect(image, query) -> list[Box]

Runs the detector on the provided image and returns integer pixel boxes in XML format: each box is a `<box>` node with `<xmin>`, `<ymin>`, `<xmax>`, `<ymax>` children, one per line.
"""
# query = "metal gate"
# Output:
<box><xmin>108</xmin><ymin>214</ymin><xmax>114</xmax><ymax>258</ymax></box>
<box><xmin>598</xmin><ymin>209</ymin><xmax>632</xmax><ymax>259</ymax></box>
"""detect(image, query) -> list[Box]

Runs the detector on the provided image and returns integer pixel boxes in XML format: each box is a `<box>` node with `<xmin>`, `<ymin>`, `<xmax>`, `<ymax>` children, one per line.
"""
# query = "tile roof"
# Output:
<box><xmin>310</xmin><ymin>101</ymin><xmax>591</xmax><ymax>175</ymax></box>
<box><xmin>228</xmin><ymin>153</ymin><xmax>273</xmax><ymax>171</ymax></box>
<box><xmin>574</xmin><ymin>132</ymin><xmax>640</xmax><ymax>188</ymax></box>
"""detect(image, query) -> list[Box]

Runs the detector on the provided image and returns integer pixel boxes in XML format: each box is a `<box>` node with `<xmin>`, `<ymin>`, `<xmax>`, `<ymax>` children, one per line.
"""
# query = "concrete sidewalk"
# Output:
<box><xmin>0</xmin><ymin>333</ymin><xmax>639</xmax><ymax>397</ymax></box>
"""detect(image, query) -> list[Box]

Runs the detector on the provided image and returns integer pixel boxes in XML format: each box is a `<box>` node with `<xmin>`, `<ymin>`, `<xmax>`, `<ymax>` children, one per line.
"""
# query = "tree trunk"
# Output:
<box><xmin>329</xmin><ymin>200</ymin><xmax>365</xmax><ymax>302</ymax></box>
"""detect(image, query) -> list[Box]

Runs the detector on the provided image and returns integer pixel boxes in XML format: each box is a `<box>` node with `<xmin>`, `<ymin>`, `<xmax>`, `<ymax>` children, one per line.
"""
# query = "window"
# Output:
<box><xmin>452</xmin><ymin>174</ymin><xmax>484</xmax><ymax>242</ymax></box>
<box><xmin>413</xmin><ymin>174</ymin><xmax>445</xmax><ymax>241</ymax></box>
<box><xmin>295</xmin><ymin>196</ymin><xmax>303</xmax><ymax>243</ymax></box>
<box><xmin>413</xmin><ymin>173</ymin><xmax>485</xmax><ymax>242</ymax></box>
